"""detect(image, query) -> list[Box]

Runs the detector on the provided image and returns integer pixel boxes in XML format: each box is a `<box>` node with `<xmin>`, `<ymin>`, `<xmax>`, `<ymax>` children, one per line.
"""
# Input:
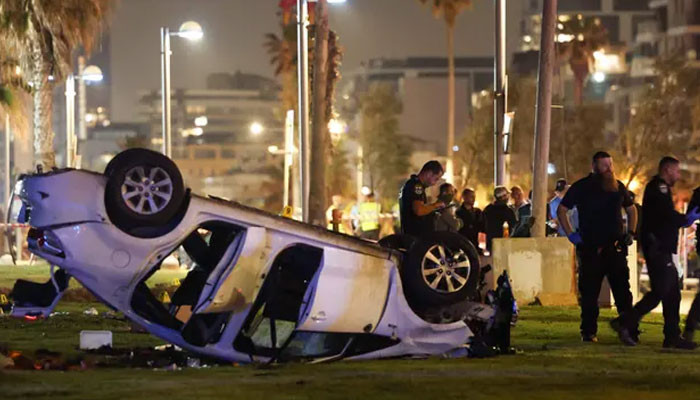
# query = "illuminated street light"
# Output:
<box><xmin>176</xmin><ymin>21</ymin><xmax>203</xmax><ymax>41</ymax></box>
<box><xmin>250</xmin><ymin>121</ymin><xmax>264</xmax><ymax>136</ymax></box>
<box><xmin>161</xmin><ymin>20</ymin><xmax>204</xmax><ymax>158</ymax></box>
<box><xmin>81</xmin><ymin>65</ymin><xmax>103</xmax><ymax>83</ymax></box>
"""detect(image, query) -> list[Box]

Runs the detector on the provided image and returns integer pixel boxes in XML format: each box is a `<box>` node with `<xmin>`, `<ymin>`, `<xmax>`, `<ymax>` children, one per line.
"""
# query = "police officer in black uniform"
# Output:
<box><xmin>612</xmin><ymin>157</ymin><xmax>700</xmax><ymax>348</ymax></box>
<box><xmin>557</xmin><ymin>151</ymin><xmax>638</xmax><ymax>343</ymax></box>
<box><xmin>681</xmin><ymin>185</ymin><xmax>700</xmax><ymax>343</ymax></box>
<box><xmin>399</xmin><ymin>160</ymin><xmax>445</xmax><ymax>237</ymax></box>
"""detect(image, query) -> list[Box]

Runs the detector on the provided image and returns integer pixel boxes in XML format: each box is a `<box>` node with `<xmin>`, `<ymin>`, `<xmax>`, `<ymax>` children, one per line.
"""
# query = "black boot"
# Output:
<box><xmin>610</xmin><ymin>317</ymin><xmax>636</xmax><ymax>346</ymax></box>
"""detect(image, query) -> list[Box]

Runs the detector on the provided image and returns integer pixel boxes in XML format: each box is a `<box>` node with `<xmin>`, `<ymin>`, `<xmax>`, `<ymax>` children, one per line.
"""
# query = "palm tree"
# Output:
<box><xmin>557</xmin><ymin>15</ymin><xmax>608</xmax><ymax>105</ymax></box>
<box><xmin>0</xmin><ymin>0</ymin><xmax>113</xmax><ymax>169</ymax></box>
<box><xmin>417</xmin><ymin>0</ymin><xmax>472</xmax><ymax>183</ymax></box>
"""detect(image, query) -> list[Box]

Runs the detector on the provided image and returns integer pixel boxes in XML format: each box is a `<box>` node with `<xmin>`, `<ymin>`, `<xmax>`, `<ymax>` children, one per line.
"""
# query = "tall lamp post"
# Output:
<box><xmin>65</xmin><ymin>63</ymin><xmax>103</xmax><ymax>168</ymax></box>
<box><xmin>160</xmin><ymin>21</ymin><xmax>203</xmax><ymax>158</ymax></box>
<box><xmin>296</xmin><ymin>0</ymin><xmax>345</xmax><ymax>222</ymax></box>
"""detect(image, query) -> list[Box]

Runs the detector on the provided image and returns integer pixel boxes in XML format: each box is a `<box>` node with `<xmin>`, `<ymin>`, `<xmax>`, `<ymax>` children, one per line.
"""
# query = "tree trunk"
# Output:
<box><xmin>531</xmin><ymin>0</ymin><xmax>558</xmax><ymax>238</ymax></box>
<box><xmin>308</xmin><ymin>0</ymin><xmax>330</xmax><ymax>226</ymax></box>
<box><xmin>446</xmin><ymin>24</ymin><xmax>456</xmax><ymax>183</ymax></box>
<box><xmin>29</xmin><ymin>27</ymin><xmax>55</xmax><ymax>170</ymax></box>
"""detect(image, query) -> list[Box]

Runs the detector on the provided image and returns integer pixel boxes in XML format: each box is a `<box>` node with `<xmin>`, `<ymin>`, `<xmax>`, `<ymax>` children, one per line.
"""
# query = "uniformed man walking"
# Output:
<box><xmin>557</xmin><ymin>151</ymin><xmax>638</xmax><ymax>343</ymax></box>
<box><xmin>399</xmin><ymin>160</ymin><xmax>445</xmax><ymax>237</ymax></box>
<box><xmin>681</xmin><ymin>185</ymin><xmax>700</xmax><ymax>342</ymax></box>
<box><xmin>612</xmin><ymin>157</ymin><xmax>700</xmax><ymax>348</ymax></box>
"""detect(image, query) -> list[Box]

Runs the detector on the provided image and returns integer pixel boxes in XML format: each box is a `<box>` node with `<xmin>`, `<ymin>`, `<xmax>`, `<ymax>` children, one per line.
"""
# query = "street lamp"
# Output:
<box><xmin>161</xmin><ymin>20</ymin><xmax>203</xmax><ymax>158</ymax></box>
<box><xmin>65</xmin><ymin>59</ymin><xmax>103</xmax><ymax>168</ymax></box>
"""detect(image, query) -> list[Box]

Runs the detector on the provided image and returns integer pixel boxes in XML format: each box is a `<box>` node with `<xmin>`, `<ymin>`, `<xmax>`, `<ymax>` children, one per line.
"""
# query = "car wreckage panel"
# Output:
<box><xmin>298</xmin><ymin>247</ymin><xmax>392</xmax><ymax>333</ymax></box>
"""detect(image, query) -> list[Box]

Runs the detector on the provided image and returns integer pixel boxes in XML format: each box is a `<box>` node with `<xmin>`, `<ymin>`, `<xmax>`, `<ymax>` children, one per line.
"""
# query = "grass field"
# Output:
<box><xmin>3</xmin><ymin>302</ymin><xmax>700</xmax><ymax>399</ymax></box>
<box><xmin>0</xmin><ymin>264</ymin><xmax>187</xmax><ymax>292</ymax></box>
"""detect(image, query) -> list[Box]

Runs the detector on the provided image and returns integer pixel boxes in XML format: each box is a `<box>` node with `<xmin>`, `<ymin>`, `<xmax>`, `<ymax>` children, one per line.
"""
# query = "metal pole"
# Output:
<box><xmin>284</xmin><ymin>110</ymin><xmax>294</xmax><ymax>207</ymax></box>
<box><xmin>356</xmin><ymin>145</ymin><xmax>363</xmax><ymax>203</ymax></box>
<box><xmin>77</xmin><ymin>56</ymin><xmax>87</xmax><ymax>141</ymax></box>
<box><xmin>297</xmin><ymin>0</ymin><xmax>311</xmax><ymax>222</ymax></box>
<box><xmin>5</xmin><ymin>114</ymin><xmax>10</xmax><ymax>210</ymax></box>
<box><xmin>493</xmin><ymin>0</ymin><xmax>507</xmax><ymax>186</ymax></box>
<box><xmin>531</xmin><ymin>0</ymin><xmax>558</xmax><ymax>238</ymax></box>
<box><xmin>161</xmin><ymin>27</ymin><xmax>172</xmax><ymax>158</ymax></box>
<box><xmin>65</xmin><ymin>75</ymin><xmax>76</xmax><ymax>168</ymax></box>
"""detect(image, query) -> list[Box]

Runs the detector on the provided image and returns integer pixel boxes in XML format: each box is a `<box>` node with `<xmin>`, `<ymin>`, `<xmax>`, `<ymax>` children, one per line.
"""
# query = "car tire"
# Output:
<box><xmin>104</xmin><ymin>148</ymin><xmax>186</xmax><ymax>237</ymax></box>
<box><xmin>377</xmin><ymin>234</ymin><xmax>416</xmax><ymax>252</ymax></box>
<box><xmin>401</xmin><ymin>231</ymin><xmax>480</xmax><ymax>308</ymax></box>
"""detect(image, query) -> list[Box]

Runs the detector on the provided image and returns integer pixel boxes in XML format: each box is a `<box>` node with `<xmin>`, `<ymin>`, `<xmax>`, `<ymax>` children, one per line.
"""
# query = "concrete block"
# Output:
<box><xmin>491</xmin><ymin>237</ymin><xmax>576</xmax><ymax>305</ymax></box>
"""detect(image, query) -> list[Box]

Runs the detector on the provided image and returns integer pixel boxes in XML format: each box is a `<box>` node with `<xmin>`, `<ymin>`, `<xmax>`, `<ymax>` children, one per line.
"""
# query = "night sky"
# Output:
<box><xmin>109</xmin><ymin>0</ymin><xmax>524</xmax><ymax>122</ymax></box>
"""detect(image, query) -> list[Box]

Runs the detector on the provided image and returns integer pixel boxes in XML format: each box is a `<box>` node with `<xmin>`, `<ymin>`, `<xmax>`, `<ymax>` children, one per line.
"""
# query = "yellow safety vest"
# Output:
<box><xmin>359</xmin><ymin>201</ymin><xmax>381</xmax><ymax>231</ymax></box>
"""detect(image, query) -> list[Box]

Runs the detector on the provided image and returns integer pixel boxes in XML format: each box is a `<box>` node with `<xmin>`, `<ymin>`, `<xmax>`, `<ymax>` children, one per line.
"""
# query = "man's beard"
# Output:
<box><xmin>596</xmin><ymin>170</ymin><xmax>618</xmax><ymax>192</ymax></box>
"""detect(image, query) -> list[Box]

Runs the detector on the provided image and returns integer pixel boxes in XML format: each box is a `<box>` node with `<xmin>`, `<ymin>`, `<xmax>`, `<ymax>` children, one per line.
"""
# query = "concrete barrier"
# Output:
<box><xmin>490</xmin><ymin>237</ymin><xmax>639</xmax><ymax>307</ymax></box>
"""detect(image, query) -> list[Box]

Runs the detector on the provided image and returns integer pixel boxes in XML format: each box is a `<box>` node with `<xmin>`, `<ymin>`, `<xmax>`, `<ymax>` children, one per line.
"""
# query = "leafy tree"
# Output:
<box><xmin>613</xmin><ymin>55</ymin><xmax>700</xmax><ymax>187</ymax></box>
<box><xmin>0</xmin><ymin>0</ymin><xmax>113</xmax><ymax>169</ymax></box>
<box><xmin>359</xmin><ymin>83</ymin><xmax>412</xmax><ymax>206</ymax></box>
<box><xmin>457</xmin><ymin>92</ymin><xmax>493</xmax><ymax>189</ymax></box>
<box><xmin>417</xmin><ymin>0</ymin><xmax>473</xmax><ymax>180</ymax></box>
<box><xmin>326</xmin><ymin>136</ymin><xmax>353</xmax><ymax>199</ymax></box>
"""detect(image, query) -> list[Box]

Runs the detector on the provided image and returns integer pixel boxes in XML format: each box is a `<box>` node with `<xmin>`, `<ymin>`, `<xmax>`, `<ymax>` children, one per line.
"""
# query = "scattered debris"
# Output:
<box><xmin>83</xmin><ymin>307</ymin><xmax>99</xmax><ymax>316</ymax></box>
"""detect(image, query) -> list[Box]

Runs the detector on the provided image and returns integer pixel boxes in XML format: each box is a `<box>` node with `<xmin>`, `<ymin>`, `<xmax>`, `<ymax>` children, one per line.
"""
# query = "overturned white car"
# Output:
<box><xmin>8</xmin><ymin>149</ymin><xmax>514</xmax><ymax>362</ymax></box>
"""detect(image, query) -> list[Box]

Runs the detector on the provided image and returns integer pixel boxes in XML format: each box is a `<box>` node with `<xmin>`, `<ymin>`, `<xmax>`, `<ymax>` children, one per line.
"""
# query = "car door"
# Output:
<box><xmin>297</xmin><ymin>246</ymin><xmax>393</xmax><ymax>333</ymax></box>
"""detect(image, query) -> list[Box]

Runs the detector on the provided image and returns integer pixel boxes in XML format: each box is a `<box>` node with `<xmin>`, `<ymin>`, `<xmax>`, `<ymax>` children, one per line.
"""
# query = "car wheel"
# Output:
<box><xmin>401</xmin><ymin>231</ymin><xmax>480</xmax><ymax>308</ymax></box>
<box><xmin>377</xmin><ymin>234</ymin><xmax>416</xmax><ymax>252</ymax></box>
<box><xmin>104</xmin><ymin>148</ymin><xmax>186</xmax><ymax>237</ymax></box>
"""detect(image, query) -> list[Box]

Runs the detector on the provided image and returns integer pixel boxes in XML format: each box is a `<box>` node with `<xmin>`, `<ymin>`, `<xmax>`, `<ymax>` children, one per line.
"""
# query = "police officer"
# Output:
<box><xmin>612</xmin><ymin>157</ymin><xmax>700</xmax><ymax>348</ymax></box>
<box><xmin>358</xmin><ymin>192</ymin><xmax>382</xmax><ymax>240</ymax></box>
<box><xmin>399</xmin><ymin>160</ymin><xmax>445</xmax><ymax>237</ymax></box>
<box><xmin>682</xmin><ymin>185</ymin><xmax>700</xmax><ymax>343</ymax></box>
<box><xmin>557</xmin><ymin>151</ymin><xmax>638</xmax><ymax>343</ymax></box>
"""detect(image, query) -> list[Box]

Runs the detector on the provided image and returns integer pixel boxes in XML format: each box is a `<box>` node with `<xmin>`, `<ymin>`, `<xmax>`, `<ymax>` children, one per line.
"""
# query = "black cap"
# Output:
<box><xmin>555</xmin><ymin>179</ymin><xmax>567</xmax><ymax>192</ymax></box>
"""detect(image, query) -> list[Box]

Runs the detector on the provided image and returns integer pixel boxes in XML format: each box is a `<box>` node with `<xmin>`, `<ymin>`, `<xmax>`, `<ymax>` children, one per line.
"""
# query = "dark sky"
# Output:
<box><xmin>109</xmin><ymin>0</ymin><xmax>524</xmax><ymax>122</ymax></box>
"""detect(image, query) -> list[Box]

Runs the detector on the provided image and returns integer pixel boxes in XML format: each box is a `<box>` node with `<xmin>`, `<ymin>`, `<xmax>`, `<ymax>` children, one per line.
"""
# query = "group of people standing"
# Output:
<box><xmin>398</xmin><ymin>152</ymin><xmax>700</xmax><ymax>349</ymax></box>
<box><xmin>398</xmin><ymin>160</ymin><xmax>568</xmax><ymax>255</ymax></box>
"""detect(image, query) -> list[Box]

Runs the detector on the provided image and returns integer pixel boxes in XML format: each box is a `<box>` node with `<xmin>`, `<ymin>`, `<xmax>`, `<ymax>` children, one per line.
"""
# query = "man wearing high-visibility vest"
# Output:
<box><xmin>358</xmin><ymin>192</ymin><xmax>381</xmax><ymax>240</ymax></box>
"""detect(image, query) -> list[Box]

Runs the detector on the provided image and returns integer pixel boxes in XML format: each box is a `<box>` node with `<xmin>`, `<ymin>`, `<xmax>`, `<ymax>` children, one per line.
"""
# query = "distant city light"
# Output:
<box><xmin>250</xmin><ymin>121</ymin><xmax>264</xmax><ymax>136</ymax></box>
<box><xmin>194</xmin><ymin>116</ymin><xmax>208</xmax><ymax>127</ymax></box>
<box><xmin>85</xmin><ymin>113</ymin><xmax>96</xmax><ymax>123</ymax></box>
<box><xmin>452</xmin><ymin>145</ymin><xmax>460</xmax><ymax>152</ymax></box>
<box><xmin>191</xmin><ymin>127</ymin><xmax>204</xmax><ymax>136</ymax></box>
<box><xmin>268</xmin><ymin>145</ymin><xmax>279</xmax><ymax>153</ymax></box>
<box><xmin>328</xmin><ymin>118</ymin><xmax>346</xmax><ymax>135</ymax></box>
<box><xmin>547</xmin><ymin>163</ymin><xmax>556</xmax><ymax>175</ymax></box>
<box><xmin>361</xmin><ymin>186</ymin><xmax>372</xmax><ymax>196</ymax></box>
<box><xmin>523</xmin><ymin>35</ymin><xmax>532</xmax><ymax>43</ymax></box>
<box><xmin>593</xmin><ymin>72</ymin><xmax>606</xmax><ymax>83</ymax></box>
<box><xmin>556</xmin><ymin>33</ymin><xmax>575</xmax><ymax>43</ymax></box>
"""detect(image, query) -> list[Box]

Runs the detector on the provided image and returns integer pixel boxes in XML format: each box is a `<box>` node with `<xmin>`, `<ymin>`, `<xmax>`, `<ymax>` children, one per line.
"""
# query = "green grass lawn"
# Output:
<box><xmin>0</xmin><ymin>264</ymin><xmax>187</xmax><ymax>291</ymax></box>
<box><xmin>3</xmin><ymin>303</ymin><xmax>700</xmax><ymax>399</ymax></box>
